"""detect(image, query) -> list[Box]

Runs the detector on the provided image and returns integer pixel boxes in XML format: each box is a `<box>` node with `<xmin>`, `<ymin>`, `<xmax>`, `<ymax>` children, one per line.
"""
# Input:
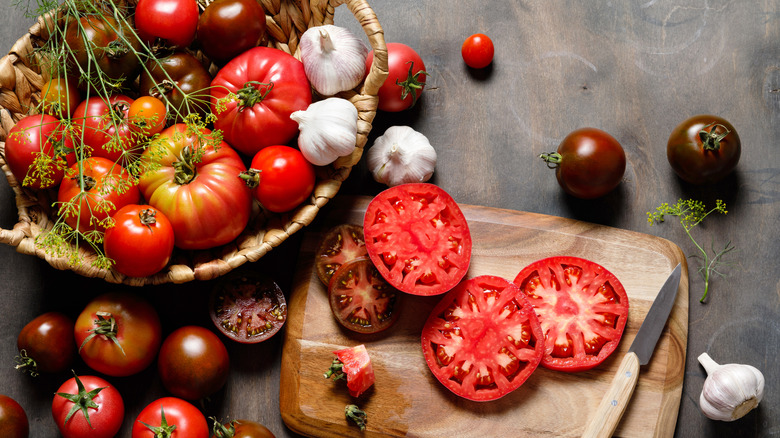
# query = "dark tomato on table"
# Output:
<box><xmin>134</xmin><ymin>0</ymin><xmax>199</xmax><ymax>48</ymax></box>
<box><xmin>158</xmin><ymin>326</ymin><xmax>230</xmax><ymax>401</ymax></box>
<box><xmin>539</xmin><ymin>127</ymin><xmax>626</xmax><ymax>199</ymax></box>
<box><xmin>210</xmin><ymin>47</ymin><xmax>312</xmax><ymax>156</ymax></box>
<box><xmin>325</xmin><ymin>344</ymin><xmax>375</xmax><ymax>397</ymax></box>
<box><xmin>240</xmin><ymin>145</ymin><xmax>315</xmax><ymax>213</ymax></box>
<box><xmin>139</xmin><ymin>51</ymin><xmax>212</xmax><ymax>122</ymax></box>
<box><xmin>421</xmin><ymin>275</ymin><xmax>545</xmax><ymax>401</ymax></box>
<box><xmin>41</xmin><ymin>77</ymin><xmax>81</xmax><ymax>118</ymax></box>
<box><xmin>63</xmin><ymin>14</ymin><xmax>140</xmax><ymax>82</ymax></box>
<box><xmin>4</xmin><ymin>114</ymin><xmax>75</xmax><ymax>189</ymax></box>
<box><xmin>211</xmin><ymin>418</ymin><xmax>276</xmax><ymax>438</ymax></box>
<box><xmin>209</xmin><ymin>271</ymin><xmax>287</xmax><ymax>343</ymax></box>
<box><xmin>363</xmin><ymin>183</ymin><xmax>472</xmax><ymax>296</ymax></box>
<box><xmin>315</xmin><ymin>224</ymin><xmax>367</xmax><ymax>285</ymax></box>
<box><xmin>328</xmin><ymin>258</ymin><xmax>401</xmax><ymax>334</ymax></box>
<box><xmin>132</xmin><ymin>397</ymin><xmax>208</xmax><ymax>438</ymax></box>
<box><xmin>128</xmin><ymin>96</ymin><xmax>167</xmax><ymax>137</ymax></box>
<box><xmin>52</xmin><ymin>374</ymin><xmax>124</xmax><ymax>438</ymax></box>
<box><xmin>0</xmin><ymin>394</ymin><xmax>29</xmax><ymax>438</ymax></box>
<box><xmin>461</xmin><ymin>33</ymin><xmax>494</xmax><ymax>69</ymax></box>
<box><xmin>667</xmin><ymin>114</ymin><xmax>741</xmax><ymax>184</ymax></box>
<box><xmin>197</xmin><ymin>0</ymin><xmax>267</xmax><ymax>65</ymax></box>
<box><xmin>513</xmin><ymin>256</ymin><xmax>630</xmax><ymax>372</ymax></box>
<box><xmin>74</xmin><ymin>292</ymin><xmax>162</xmax><ymax>377</ymax></box>
<box><xmin>16</xmin><ymin>311</ymin><xmax>75</xmax><ymax>376</ymax></box>
<box><xmin>57</xmin><ymin>157</ymin><xmax>141</xmax><ymax>234</ymax></box>
<box><xmin>104</xmin><ymin>204</ymin><xmax>175</xmax><ymax>278</ymax></box>
<box><xmin>139</xmin><ymin>124</ymin><xmax>252</xmax><ymax>250</ymax></box>
<box><xmin>366</xmin><ymin>42</ymin><xmax>427</xmax><ymax>112</ymax></box>
<box><xmin>73</xmin><ymin>94</ymin><xmax>139</xmax><ymax>162</ymax></box>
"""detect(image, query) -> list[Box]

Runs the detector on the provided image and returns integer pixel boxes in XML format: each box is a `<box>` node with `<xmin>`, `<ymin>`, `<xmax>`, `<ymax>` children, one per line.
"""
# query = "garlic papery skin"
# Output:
<box><xmin>290</xmin><ymin>97</ymin><xmax>358</xmax><ymax>166</ymax></box>
<box><xmin>366</xmin><ymin>126</ymin><xmax>437</xmax><ymax>187</ymax></box>
<box><xmin>698</xmin><ymin>352</ymin><xmax>765</xmax><ymax>421</ymax></box>
<box><xmin>299</xmin><ymin>25</ymin><xmax>369</xmax><ymax>96</ymax></box>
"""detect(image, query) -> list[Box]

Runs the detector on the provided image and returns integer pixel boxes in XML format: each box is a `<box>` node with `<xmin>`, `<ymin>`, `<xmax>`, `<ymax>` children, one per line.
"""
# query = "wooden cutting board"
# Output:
<box><xmin>280</xmin><ymin>196</ymin><xmax>688</xmax><ymax>438</ymax></box>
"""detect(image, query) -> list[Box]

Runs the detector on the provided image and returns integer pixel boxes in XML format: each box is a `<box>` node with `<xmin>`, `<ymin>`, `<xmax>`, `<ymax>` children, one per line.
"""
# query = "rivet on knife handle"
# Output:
<box><xmin>581</xmin><ymin>352</ymin><xmax>640</xmax><ymax>438</ymax></box>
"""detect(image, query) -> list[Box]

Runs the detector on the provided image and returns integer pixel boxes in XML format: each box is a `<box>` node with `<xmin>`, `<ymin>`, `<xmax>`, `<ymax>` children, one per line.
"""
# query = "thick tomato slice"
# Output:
<box><xmin>363</xmin><ymin>183</ymin><xmax>472</xmax><ymax>296</ymax></box>
<box><xmin>421</xmin><ymin>275</ymin><xmax>544</xmax><ymax>401</ymax></box>
<box><xmin>315</xmin><ymin>224</ymin><xmax>368</xmax><ymax>285</ymax></box>
<box><xmin>328</xmin><ymin>258</ymin><xmax>401</xmax><ymax>334</ymax></box>
<box><xmin>327</xmin><ymin>344</ymin><xmax>375</xmax><ymax>398</ymax></box>
<box><xmin>209</xmin><ymin>271</ymin><xmax>287</xmax><ymax>344</ymax></box>
<box><xmin>513</xmin><ymin>256</ymin><xmax>629</xmax><ymax>372</ymax></box>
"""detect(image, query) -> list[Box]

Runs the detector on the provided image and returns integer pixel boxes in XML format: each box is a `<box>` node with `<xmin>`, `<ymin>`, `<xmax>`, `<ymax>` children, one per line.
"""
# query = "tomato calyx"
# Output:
<box><xmin>172</xmin><ymin>146</ymin><xmax>200</xmax><ymax>185</ymax></box>
<box><xmin>538</xmin><ymin>151</ymin><xmax>563</xmax><ymax>168</ymax></box>
<box><xmin>55</xmin><ymin>372</ymin><xmax>106</xmax><ymax>428</ymax></box>
<box><xmin>396</xmin><ymin>61</ymin><xmax>427</xmax><ymax>108</ymax></box>
<box><xmin>698</xmin><ymin>122</ymin><xmax>731</xmax><ymax>151</ymax></box>
<box><xmin>236</xmin><ymin>81</ymin><xmax>274</xmax><ymax>110</ymax></box>
<box><xmin>79</xmin><ymin>311</ymin><xmax>126</xmax><ymax>356</ymax></box>
<box><xmin>105</xmin><ymin>38</ymin><xmax>131</xmax><ymax>59</ymax></box>
<box><xmin>238</xmin><ymin>168</ymin><xmax>261</xmax><ymax>189</ymax></box>
<box><xmin>345</xmin><ymin>404</ymin><xmax>367</xmax><ymax>431</ymax></box>
<box><xmin>138</xmin><ymin>406</ymin><xmax>178</xmax><ymax>437</ymax></box>
<box><xmin>323</xmin><ymin>357</ymin><xmax>347</xmax><ymax>381</ymax></box>
<box><xmin>14</xmin><ymin>349</ymin><xmax>40</xmax><ymax>377</ymax></box>
<box><xmin>209</xmin><ymin>417</ymin><xmax>237</xmax><ymax>438</ymax></box>
<box><xmin>139</xmin><ymin>208</ymin><xmax>159</xmax><ymax>228</ymax></box>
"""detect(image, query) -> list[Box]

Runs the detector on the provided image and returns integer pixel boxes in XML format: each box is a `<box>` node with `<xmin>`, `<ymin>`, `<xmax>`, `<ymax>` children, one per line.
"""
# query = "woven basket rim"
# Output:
<box><xmin>0</xmin><ymin>0</ymin><xmax>389</xmax><ymax>286</ymax></box>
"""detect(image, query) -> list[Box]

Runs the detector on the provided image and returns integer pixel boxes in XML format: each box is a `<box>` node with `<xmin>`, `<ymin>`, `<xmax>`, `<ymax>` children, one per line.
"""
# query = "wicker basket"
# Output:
<box><xmin>0</xmin><ymin>0</ymin><xmax>388</xmax><ymax>286</ymax></box>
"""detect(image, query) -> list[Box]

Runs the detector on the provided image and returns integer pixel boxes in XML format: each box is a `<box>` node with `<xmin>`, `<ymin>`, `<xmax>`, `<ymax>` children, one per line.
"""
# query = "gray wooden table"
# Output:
<box><xmin>1</xmin><ymin>1</ymin><xmax>778</xmax><ymax>437</ymax></box>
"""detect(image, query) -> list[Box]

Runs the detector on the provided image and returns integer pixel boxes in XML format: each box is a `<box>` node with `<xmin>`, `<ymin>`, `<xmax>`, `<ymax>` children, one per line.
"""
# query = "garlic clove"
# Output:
<box><xmin>300</xmin><ymin>25</ymin><xmax>369</xmax><ymax>96</ymax></box>
<box><xmin>698</xmin><ymin>352</ymin><xmax>765</xmax><ymax>422</ymax></box>
<box><xmin>290</xmin><ymin>97</ymin><xmax>358</xmax><ymax>166</ymax></box>
<box><xmin>366</xmin><ymin>126</ymin><xmax>437</xmax><ymax>187</ymax></box>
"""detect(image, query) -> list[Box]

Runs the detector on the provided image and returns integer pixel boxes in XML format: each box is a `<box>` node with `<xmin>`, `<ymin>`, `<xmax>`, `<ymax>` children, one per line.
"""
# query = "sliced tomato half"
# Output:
<box><xmin>328</xmin><ymin>258</ymin><xmax>401</xmax><ymax>334</ymax></box>
<box><xmin>513</xmin><ymin>256</ymin><xmax>629</xmax><ymax>372</ymax></box>
<box><xmin>421</xmin><ymin>275</ymin><xmax>544</xmax><ymax>401</ymax></box>
<box><xmin>363</xmin><ymin>183</ymin><xmax>472</xmax><ymax>296</ymax></box>
<box><xmin>315</xmin><ymin>224</ymin><xmax>368</xmax><ymax>286</ymax></box>
<box><xmin>326</xmin><ymin>344</ymin><xmax>375</xmax><ymax>398</ymax></box>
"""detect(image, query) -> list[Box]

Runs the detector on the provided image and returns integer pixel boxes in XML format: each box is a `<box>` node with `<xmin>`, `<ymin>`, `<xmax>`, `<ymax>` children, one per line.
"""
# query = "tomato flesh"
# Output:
<box><xmin>332</xmin><ymin>345</ymin><xmax>375</xmax><ymax>398</ymax></box>
<box><xmin>315</xmin><ymin>224</ymin><xmax>368</xmax><ymax>285</ymax></box>
<box><xmin>513</xmin><ymin>256</ymin><xmax>629</xmax><ymax>372</ymax></box>
<box><xmin>328</xmin><ymin>258</ymin><xmax>401</xmax><ymax>334</ymax></box>
<box><xmin>421</xmin><ymin>275</ymin><xmax>544</xmax><ymax>401</ymax></box>
<box><xmin>363</xmin><ymin>183</ymin><xmax>472</xmax><ymax>296</ymax></box>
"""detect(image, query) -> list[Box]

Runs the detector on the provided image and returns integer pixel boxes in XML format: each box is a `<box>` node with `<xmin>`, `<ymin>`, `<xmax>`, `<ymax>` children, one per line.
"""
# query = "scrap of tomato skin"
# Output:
<box><xmin>333</xmin><ymin>344</ymin><xmax>376</xmax><ymax>398</ymax></box>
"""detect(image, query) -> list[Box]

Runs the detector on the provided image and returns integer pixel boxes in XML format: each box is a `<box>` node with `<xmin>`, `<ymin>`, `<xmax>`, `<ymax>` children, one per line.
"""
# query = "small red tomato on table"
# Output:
<box><xmin>366</xmin><ymin>42</ymin><xmax>428</xmax><ymax>112</ymax></box>
<box><xmin>461</xmin><ymin>33</ymin><xmax>494</xmax><ymax>69</ymax></box>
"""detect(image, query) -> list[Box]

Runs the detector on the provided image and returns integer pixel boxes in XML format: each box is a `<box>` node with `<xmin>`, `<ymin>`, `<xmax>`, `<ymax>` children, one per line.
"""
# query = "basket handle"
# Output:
<box><xmin>336</xmin><ymin>0</ymin><xmax>389</xmax><ymax>97</ymax></box>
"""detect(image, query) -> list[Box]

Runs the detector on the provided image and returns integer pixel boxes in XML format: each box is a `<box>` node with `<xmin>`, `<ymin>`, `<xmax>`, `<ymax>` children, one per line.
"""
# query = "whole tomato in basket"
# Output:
<box><xmin>197</xmin><ymin>0</ymin><xmax>267</xmax><ymax>65</ymax></box>
<box><xmin>63</xmin><ymin>14</ymin><xmax>141</xmax><ymax>82</ymax></box>
<box><xmin>16</xmin><ymin>311</ymin><xmax>76</xmax><ymax>376</ymax></box>
<box><xmin>73</xmin><ymin>94</ymin><xmax>139</xmax><ymax>163</ymax></box>
<box><xmin>139</xmin><ymin>51</ymin><xmax>212</xmax><ymax>123</ymax></box>
<box><xmin>366</xmin><ymin>42</ymin><xmax>428</xmax><ymax>112</ymax></box>
<box><xmin>210</xmin><ymin>46</ymin><xmax>312</xmax><ymax>156</ymax></box>
<box><xmin>4</xmin><ymin>114</ymin><xmax>75</xmax><ymax>189</ymax></box>
<box><xmin>139</xmin><ymin>124</ymin><xmax>253</xmax><ymax>250</ymax></box>
<box><xmin>52</xmin><ymin>373</ymin><xmax>124</xmax><ymax>438</ymax></box>
<box><xmin>667</xmin><ymin>114</ymin><xmax>741</xmax><ymax>184</ymax></box>
<box><xmin>240</xmin><ymin>145</ymin><xmax>315</xmax><ymax>213</ymax></box>
<box><xmin>134</xmin><ymin>0</ymin><xmax>199</xmax><ymax>48</ymax></box>
<box><xmin>104</xmin><ymin>204</ymin><xmax>174</xmax><ymax>278</ymax></box>
<box><xmin>40</xmin><ymin>77</ymin><xmax>81</xmax><ymax>118</ymax></box>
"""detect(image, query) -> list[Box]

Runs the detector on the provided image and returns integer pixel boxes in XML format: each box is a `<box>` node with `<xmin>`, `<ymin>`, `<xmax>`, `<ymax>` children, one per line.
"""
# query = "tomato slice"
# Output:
<box><xmin>328</xmin><ymin>258</ymin><xmax>401</xmax><ymax>334</ymax></box>
<box><xmin>326</xmin><ymin>344</ymin><xmax>375</xmax><ymax>398</ymax></box>
<box><xmin>209</xmin><ymin>271</ymin><xmax>287</xmax><ymax>344</ymax></box>
<box><xmin>421</xmin><ymin>275</ymin><xmax>544</xmax><ymax>401</ymax></box>
<box><xmin>315</xmin><ymin>224</ymin><xmax>368</xmax><ymax>286</ymax></box>
<box><xmin>513</xmin><ymin>256</ymin><xmax>629</xmax><ymax>372</ymax></box>
<box><xmin>363</xmin><ymin>183</ymin><xmax>472</xmax><ymax>296</ymax></box>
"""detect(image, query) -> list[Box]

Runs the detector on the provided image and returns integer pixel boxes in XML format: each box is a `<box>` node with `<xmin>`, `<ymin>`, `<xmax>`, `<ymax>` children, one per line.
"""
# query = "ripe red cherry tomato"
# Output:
<box><xmin>366</xmin><ymin>42</ymin><xmax>428</xmax><ymax>112</ymax></box>
<box><xmin>241</xmin><ymin>145</ymin><xmax>315</xmax><ymax>213</ymax></box>
<box><xmin>4</xmin><ymin>114</ymin><xmax>75</xmax><ymax>189</ymax></box>
<box><xmin>16</xmin><ymin>311</ymin><xmax>76</xmax><ymax>376</ymax></box>
<box><xmin>104</xmin><ymin>204</ymin><xmax>175</xmax><ymax>278</ymax></box>
<box><xmin>134</xmin><ymin>0</ymin><xmax>199</xmax><ymax>48</ymax></box>
<box><xmin>539</xmin><ymin>127</ymin><xmax>626</xmax><ymax>199</ymax></box>
<box><xmin>72</xmin><ymin>94</ymin><xmax>138</xmax><ymax>163</ymax></box>
<box><xmin>157</xmin><ymin>326</ymin><xmax>230</xmax><ymax>401</ymax></box>
<box><xmin>461</xmin><ymin>33</ymin><xmax>494</xmax><ymax>69</ymax></box>
<box><xmin>666</xmin><ymin>114</ymin><xmax>741</xmax><ymax>184</ymax></box>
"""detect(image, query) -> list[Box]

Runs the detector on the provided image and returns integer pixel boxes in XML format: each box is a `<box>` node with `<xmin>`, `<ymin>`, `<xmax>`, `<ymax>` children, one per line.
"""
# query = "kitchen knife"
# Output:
<box><xmin>581</xmin><ymin>263</ymin><xmax>682</xmax><ymax>438</ymax></box>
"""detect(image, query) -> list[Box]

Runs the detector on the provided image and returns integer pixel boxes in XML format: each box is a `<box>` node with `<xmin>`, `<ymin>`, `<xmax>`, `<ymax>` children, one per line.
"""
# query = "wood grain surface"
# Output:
<box><xmin>0</xmin><ymin>1</ymin><xmax>778</xmax><ymax>437</ymax></box>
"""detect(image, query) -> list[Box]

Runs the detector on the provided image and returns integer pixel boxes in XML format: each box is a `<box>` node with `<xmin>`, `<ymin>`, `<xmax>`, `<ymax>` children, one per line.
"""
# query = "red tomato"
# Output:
<box><xmin>208</xmin><ymin>271</ymin><xmax>287</xmax><ymax>344</ymax></box>
<box><xmin>4</xmin><ymin>114</ymin><xmax>75</xmax><ymax>189</ymax></box>
<box><xmin>421</xmin><ymin>275</ymin><xmax>544</xmax><ymax>401</ymax></box>
<box><xmin>72</xmin><ymin>94</ymin><xmax>139</xmax><ymax>163</ymax></box>
<box><xmin>210</xmin><ymin>47</ymin><xmax>312</xmax><ymax>156</ymax></box>
<box><xmin>132</xmin><ymin>397</ymin><xmax>209</xmax><ymax>438</ymax></box>
<box><xmin>461</xmin><ymin>33</ymin><xmax>494</xmax><ymax>69</ymax></box>
<box><xmin>363</xmin><ymin>183</ymin><xmax>472</xmax><ymax>296</ymax></box>
<box><xmin>667</xmin><ymin>114</ymin><xmax>741</xmax><ymax>184</ymax></box>
<box><xmin>315</xmin><ymin>224</ymin><xmax>367</xmax><ymax>285</ymax></box>
<box><xmin>74</xmin><ymin>292</ymin><xmax>162</xmax><ymax>377</ymax></box>
<box><xmin>158</xmin><ymin>326</ymin><xmax>230</xmax><ymax>401</ymax></box>
<box><xmin>513</xmin><ymin>256</ymin><xmax>630</xmax><ymax>372</ymax></box>
<box><xmin>104</xmin><ymin>204</ymin><xmax>175</xmax><ymax>278</ymax></box>
<box><xmin>128</xmin><ymin>96</ymin><xmax>167</xmax><ymax>137</ymax></box>
<box><xmin>52</xmin><ymin>374</ymin><xmax>124</xmax><ymax>438</ymax></box>
<box><xmin>328</xmin><ymin>258</ymin><xmax>401</xmax><ymax>334</ymax></box>
<box><xmin>240</xmin><ymin>145</ymin><xmax>315</xmax><ymax>213</ymax></box>
<box><xmin>16</xmin><ymin>311</ymin><xmax>75</xmax><ymax>376</ymax></box>
<box><xmin>134</xmin><ymin>0</ymin><xmax>199</xmax><ymax>48</ymax></box>
<box><xmin>41</xmin><ymin>77</ymin><xmax>81</xmax><ymax>118</ymax></box>
<box><xmin>539</xmin><ymin>127</ymin><xmax>626</xmax><ymax>199</ymax></box>
<box><xmin>366</xmin><ymin>42</ymin><xmax>428</xmax><ymax>112</ymax></box>
<box><xmin>325</xmin><ymin>344</ymin><xmax>375</xmax><ymax>397</ymax></box>
<box><xmin>139</xmin><ymin>124</ymin><xmax>253</xmax><ymax>250</ymax></box>
<box><xmin>57</xmin><ymin>157</ymin><xmax>141</xmax><ymax>234</ymax></box>
<box><xmin>197</xmin><ymin>0</ymin><xmax>267</xmax><ymax>65</ymax></box>
<box><xmin>210</xmin><ymin>418</ymin><xmax>276</xmax><ymax>438</ymax></box>
<box><xmin>0</xmin><ymin>394</ymin><xmax>29</xmax><ymax>438</ymax></box>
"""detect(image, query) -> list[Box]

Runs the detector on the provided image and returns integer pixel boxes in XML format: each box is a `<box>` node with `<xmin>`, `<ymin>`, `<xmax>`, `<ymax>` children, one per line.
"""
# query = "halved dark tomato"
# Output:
<box><xmin>421</xmin><ymin>275</ymin><xmax>544</xmax><ymax>402</ymax></box>
<box><xmin>328</xmin><ymin>258</ymin><xmax>401</xmax><ymax>334</ymax></box>
<box><xmin>363</xmin><ymin>183</ymin><xmax>472</xmax><ymax>296</ymax></box>
<box><xmin>209</xmin><ymin>271</ymin><xmax>287</xmax><ymax>344</ymax></box>
<box><xmin>513</xmin><ymin>256</ymin><xmax>629</xmax><ymax>372</ymax></box>
<box><xmin>315</xmin><ymin>224</ymin><xmax>368</xmax><ymax>286</ymax></box>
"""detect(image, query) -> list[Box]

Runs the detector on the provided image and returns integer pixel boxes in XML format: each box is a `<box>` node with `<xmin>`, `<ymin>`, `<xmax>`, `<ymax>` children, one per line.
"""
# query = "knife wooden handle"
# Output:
<box><xmin>581</xmin><ymin>351</ymin><xmax>641</xmax><ymax>438</ymax></box>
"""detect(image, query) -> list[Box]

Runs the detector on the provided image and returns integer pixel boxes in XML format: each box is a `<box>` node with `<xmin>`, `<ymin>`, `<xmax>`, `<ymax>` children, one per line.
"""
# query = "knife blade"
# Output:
<box><xmin>581</xmin><ymin>263</ymin><xmax>682</xmax><ymax>438</ymax></box>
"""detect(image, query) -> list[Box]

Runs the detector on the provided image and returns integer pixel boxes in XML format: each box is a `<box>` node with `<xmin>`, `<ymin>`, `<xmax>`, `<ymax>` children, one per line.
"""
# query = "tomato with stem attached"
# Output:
<box><xmin>328</xmin><ymin>258</ymin><xmax>401</xmax><ymax>334</ymax></box>
<box><xmin>315</xmin><ymin>224</ymin><xmax>368</xmax><ymax>286</ymax></box>
<box><xmin>210</xmin><ymin>418</ymin><xmax>276</xmax><ymax>438</ymax></box>
<box><xmin>158</xmin><ymin>326</ymin><xmax>230</xmax><ymax>401</ymax></box>
<box><xmin>63</xmin><ymin>14</ymin><xmax>141</xmax><ymax>83</ymax></box>
<box><xmin>16</xmin><ymin>311</ymin><xmax>76</xmax><ymax>376</ymax></box>
<box><xmin>240</xmin><ymin>145</ymin><xmax>315</xmax><ymax>213</ymax></box>
<box><xmin>461</xmin><ymin>33</ymin><xmax>494</xmax><ymax>69</ymax></box>
<box><xmin>132</xmin><ymin>397</ymin><xmax>209</xmax><ymax>438</ymax></box>
<box><xmin>103</xmin><ymin>204</ymin><xmax>175</xmax><ymax>278</ymax></box>
<box><xmin>139</xmin><ymin>51</ymin><xmax>212</xmax><ymax>123</ymax></box>
<box><xmin>366</xmin><ymin>42</ymin><xmax>428</xmax><ymax>112</ymax></box>
<box><xmin>4</xmin><ymin>114</ymin><xmax>75</xmax><ymax>189</ymax></box>
<box><xmin>0</xmin><ymin>394</ymin><xmax>29</xmax><ymax>438</ymax></box>
<box><xmin>52</xmin><ymin>373</ymin><xmax>124</xmax><ymax>438</ymax></box>
<box><xmin>128</xmin><ymin>96</ymin><xmax>167</xmax><ymax>137</ymax></box>
<box><xmin>667</xmin><ymin>114</ymin><xmax>741</xmax><ymax>184</ymax></box>
<box><xmin>73</xmin><ymin>94</ymin><xmax>140</xmax><ymax>163</ymax></box>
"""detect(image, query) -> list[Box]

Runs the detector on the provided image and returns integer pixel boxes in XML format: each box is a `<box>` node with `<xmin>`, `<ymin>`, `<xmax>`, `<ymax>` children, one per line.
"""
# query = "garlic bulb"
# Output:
<box><xmin>300</xmin><ymin>25</ymin><xmax>369</xmax><ymax>96</ymax></box>
<box><xmin>290</xmin><ymin>97</ymin><xmax>358</xmax><ymax>166</ymax></box>
<box><xmin>698</xmin><ymin>352</ymin><xmax>765</xmax><ymax>421</ymax></box>
<box><xmin>366</xmin><ymin>126</ymin><xmax>437</xmax><ymax>187</ymax></box>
